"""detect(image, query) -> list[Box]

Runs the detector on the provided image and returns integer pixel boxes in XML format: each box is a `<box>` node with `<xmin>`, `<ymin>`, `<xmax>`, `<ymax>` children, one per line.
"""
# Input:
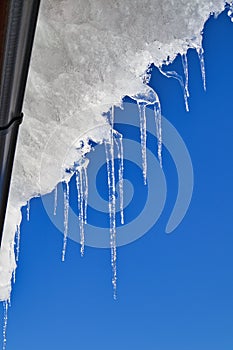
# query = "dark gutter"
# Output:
<box><xmin>0</xmin><ymin>0</ymin><xmax>41</xmax><ymax>246</ymax></box>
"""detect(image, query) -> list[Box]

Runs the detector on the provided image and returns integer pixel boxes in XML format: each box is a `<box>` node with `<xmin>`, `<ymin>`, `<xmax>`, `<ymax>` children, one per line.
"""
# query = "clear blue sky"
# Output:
<box><xmin>1</xmin><ymin>9</ymin><xmax>233</xmax><ymax>350</ymax></box>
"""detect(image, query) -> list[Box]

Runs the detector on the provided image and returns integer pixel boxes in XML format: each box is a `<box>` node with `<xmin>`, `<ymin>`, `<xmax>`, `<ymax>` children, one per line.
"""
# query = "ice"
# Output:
<box><xmin>62</xmin><ymin>180</ymin><xmax>69</xmax><ymax>262</ymax></box>
<box><xmin>0</xmin><ymin>0</ymin><xmax>227</xmax><ymax>301</ymax></box>
<box><xmin>105</xmin><ymin>107</ymin><xmax>117</xmax><ymax>299</ymax></box>
<box><xmin>154</xmin><ymin>103</ymin><xmax>163</xmax><ymax>168</ymax></box>
<box><xmin>15</xmin><ymin>225</ymin><xmax>20</xmax><ymax>263</ymax></box>
<box><xmin>104</xmin><ymin>106</ymin><xmax>124</xmax><ymax>298</ymax></box>
<box><xmin>114</xmin><ymin>131</ymin><xmax>124</xmax><ymax>224</ymax></box>
<box><xmin>13</xmin><ymin>225</ymin><xmax>21</xmax><ymax>284</ymax></box>
<box><xmin>26</xmin><ymin>201</ymin><xmax>30</xmax><ymax>221</ymax></box>
<box><xmin>159</xmin><ymin>67</ymin><xmax>189</xmax><ymax>112</ymax></box>
<box><xmin>181</xmin><ymin>53</ymin><xmax>190</xmax><ymax>105</ymax></box>
<box><xmin>197</xmin><ymin>47</ymin><xmax>207</xmax><ymax>91</ymax></box>
<box><xmin>132</xmin><ymin>86</ymin><xmax>163</xmax><ymax>173</ymax></box>
<box><xmin>75</xmin><ymin>164</ymin><xmax>88</xmax><ymax>257</ymax></box>
<box><xmin>2</xmin><ymin>301</ymin><xmax>8</xmax><ymax>350</ymax></box>
<box><xmin>137</xmin><ymin>102</ymin><xmax>147</xmax><ymax>184</ymax></box>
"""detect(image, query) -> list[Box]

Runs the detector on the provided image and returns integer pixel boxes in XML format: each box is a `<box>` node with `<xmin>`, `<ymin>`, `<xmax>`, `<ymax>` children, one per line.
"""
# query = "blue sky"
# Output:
<box><xmin>1</xmin><ymin>8</ymin><xmax>233</xmax><ymax>350</ymax></box>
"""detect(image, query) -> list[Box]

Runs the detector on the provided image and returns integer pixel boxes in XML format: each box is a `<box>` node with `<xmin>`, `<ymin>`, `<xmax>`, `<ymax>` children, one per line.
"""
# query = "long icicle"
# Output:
<box><xmin>76</xmin><ymin>168</ymin><xmax>85</xmax><ymax>257</ymax></box>
<box><xmin>105</xmin><ymin>105</ymin><xmax>117</xmax><ymax>299</ymax></box>
<box><xmin>154</xmin><ymin>102</ymin><xmax>163</xmax><ymax>168</ymax></box>
<box><xmin>83</xmin><ymin>166</ymin><xmax>88</xmax><ymax>225</ymax></box>
<box><xmin>137</xmin><ymin>102</ymin><xmax>147</xmax><ymax>185</ymax></box>
<box><xmin>114</xmin><ymin>131</ymin><xmax>124</xmax><ymax>224</ymax></box>
<box><xmin>197</xmin><ymin>47</ymin><xmax>206</xmax><ymax>91</ymax></box>
<box><xmin>62</xmin><ymin>180</ymin><xmax>69</xmax><ymax>262</ymax></box>
<box><xmin>2</xmin><ymin>301</ymin><xmax>9</xmax><ymax>350</ymax></box>
<box><xmin>13</xmin><ymin>225</ymin><xmax>21</xmax><ymax>283</ymax></box>
<box><xmin>181</xmin><ymin>53</ymin><xmax>190</xmax><ymax>102</ymax></box>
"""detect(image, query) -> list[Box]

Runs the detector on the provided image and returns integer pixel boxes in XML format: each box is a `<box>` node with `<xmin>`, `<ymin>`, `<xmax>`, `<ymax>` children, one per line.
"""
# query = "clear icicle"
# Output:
<box><xmin>76</xmin><ymin>166</ymin><xmax>88</xmax><ymax>257</ymax></box>
<box><xmin>13</xmin><ymin>225</ymin><xmax>21</xmax><ymax>283</ymax></box>
<box><xmin>181</xmin><ymin>53</ymin><xmax>190</xmax><ymax>100</ymax></box>
<box><xmin>159</xmin><ymin>67</ymin><xmax>189</xmax><ymax>112</ymax></box>
<box><xmin>132</xmin><ymin>87</ymin><xmax>162</xmax><ymax>174</ymax></box>
<box><xmin>137</xmin><ymin>102</ymin><xmax>147</xmax><ymax>185</ymax></box>
<box><xmin>15</xmin><ymin>225</ymin><xmax>20</xmax><ymax>263</ymax></box>
<box><xmin>154</xmin><ymin>103</ymin><xmax>163</xmax><ymax>168</ymax></box>
<box><xmin>54</xmin><ymin>184</ymin><xmax>58</xmax><ymax>216</ymax></box>
<box><xmin>62</xmin><ymin>180</ymin><xmax>69</xmax><ymax>262</ymax></box>
<box><xmin>83</xmin><ymin>166</ymin><xmax>88</xmax><ymax>225</ymax></box>
<box><xmin>197</xmin><ymin>47</ymin><xmax>206</xmax><ymax>91</ymax></box>
<box><xmin>2</xmin><ymin>301</ymin><xmax>9</xmax><ymax>350</ymax></box>
<box><xmin>114</xmin><ymin>131</ymin><xmax>124</xmax><ymax>224</ymax></box>
<box><xmin>76</xmin><ymin>170</ymin><xmax>83</xmax><ymax>255</ymax></box>
<box><xmin>26</xmin><ymin>200</ymin><xmax>30</xmax><ymax>221</ymax></box>
<box><xmin>105</xmin><ymin>105</ymin><xmax>117</xmax><ymax>299</ymax></box>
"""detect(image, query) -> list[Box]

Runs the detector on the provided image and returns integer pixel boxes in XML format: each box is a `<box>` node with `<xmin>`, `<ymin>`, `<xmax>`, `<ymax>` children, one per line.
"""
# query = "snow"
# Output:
<box><xmin>0</xmin><ymin>0</ymin><xmax>227</xmax><ymax>302</ymax></box>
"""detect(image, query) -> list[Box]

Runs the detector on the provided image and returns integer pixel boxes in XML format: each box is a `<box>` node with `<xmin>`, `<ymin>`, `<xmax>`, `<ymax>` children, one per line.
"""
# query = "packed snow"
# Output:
<box><xmin>0</xmin><ymin>0</ymin><xmax>228</xmax><ymax>305</ymax></box>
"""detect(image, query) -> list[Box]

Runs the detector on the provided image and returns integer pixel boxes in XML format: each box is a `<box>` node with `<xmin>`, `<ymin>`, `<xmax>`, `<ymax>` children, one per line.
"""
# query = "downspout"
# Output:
<box><xmin>0</xmin><ymin>0</ymin><xmax>41</xmax><ymax>246</ymax></box>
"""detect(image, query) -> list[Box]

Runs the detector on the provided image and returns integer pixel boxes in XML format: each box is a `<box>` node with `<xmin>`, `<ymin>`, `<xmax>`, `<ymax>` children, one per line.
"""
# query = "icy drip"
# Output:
<box><xmin>2</xmin><ymin>301</ymin><xmax>8</xmax><ymax>350</ymax></box>
<box><xmin>54</xmin><ymin>185</ymin><xmax>58</xmax><ymax>216</ymax></box>
<box><xmin>137</xmin><ymin>102</ymin><xmax>147</xmax><ymax>184</ymax></box>
<box><xmin>15</xmin><ymin>225</ymin><xmax>20</xmax><ymax>263</ymax></box>
<box><xmin>197</xmin><ymin>47</ymin><xmax>206</xmax><ymax>91</ymax></box>
<box><xmin>159</xmin><ymin>67</ymin><xmax>189</xmax><ymax>111</ymax></box>
<box><xmin>82</xmin><ymin>167</ymin><xmax>88</xmax><ymax>225</ymax></box>
<box><xmin>13</xmin><ymin>225</ymin><xmax>21</xmax><ymax>283</ymax></box>
<box><xmin>181</xmin><ymin>53</ymin><xmax>190</xmax><ymax>103</ymax></box>
<box><xmin>113</xmin><ymin>131</ymin><xmax>124</xmax><ymax>224</ymax></box>
<box><xmin>62</xmin><ymin>180</ymin><xmax>69</xmax><ymax>262</ymax></box>
<box><xmin>26</xmin><ymin>200</ymin><xmax>30</xmax><ymax>221</ymax></box>
<box><xmin>105</xmin><ymin>106</ymin><xmax>117</xmax><ymax>299</ymax></box>
<box><xmin>75</xmin><ymin>165</ymin><xmax>88</xmax><ymax>257</ymax></box>
<box><xmin>154</xmin><ymin>102</ymin><xmax>162</xmax><ymax>168</ymax></box>
<box><xmin>132</xmin><ymin>87</ymin><xmax>163</xmax><ymax>177</ymax></box>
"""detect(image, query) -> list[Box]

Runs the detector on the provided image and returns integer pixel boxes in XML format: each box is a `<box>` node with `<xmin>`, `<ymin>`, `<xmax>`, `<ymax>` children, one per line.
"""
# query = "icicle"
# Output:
<box><xmin>197</xmin><ymin>47</ymin><xmax>206</xmax><ymax>91</ymax></box>
<box><xmin>181</xmin><ymin>53</ymin><xmax>190</xmax><ymax>101</ymax></box>
<box><xmin>154</xmin><ymin>103</ymin><xmax>162</xmax><ymax>168</ymax></box>
<box><xmin>132</xmin><ymin>87</ymin><xmax>163</xmax><ymax>173</ymax></box>
<box><xmin>2</xmin><ymin>301</ymin><xmax>9</xmax><ymax>350</ymax></box>
<box><xmin>137</xmin><ymin>102</ymin><xmax>147</xmax><ymax>185</ymax></box>
<box><xmin>13</xmin><ymin>225</ymin><xmax>21</xmax><ymax>283</ymax></box>
<box><xmin>26</xmin><ymin>200</ymin><xmax>30</xmax><ymax>221</ymax></box>
<box><xmin>62</xmin><ymin>180</ymin><xmax>69</xmax><ymax>262</ymax></box>
<box><xmin>54</xmin><ymin>184</ymin><xmax>58</xmax><ymax>216</ymax></box>
<box><xmin>15</xmin><ymin>225</ymin><xmax>20</xmax><ymax>263</ymax></box>
<box><xmin>114</xmin><ymin>131</ymin><xmax>124</xmax><ymax>225</ymax></box>
<box><xmin>82</xmin><ymin>166</ymin><xmax>88</xmax><ymax>225</ymax></box>
<box><xmin>76</xmin><ymin>167</ymin><xmax>86</xmax><ymax>257</ymax></box>
<box><xmin>159</xmin><ymin>67</ymin><xmax>189</xmax><ymax>112</ymax></box>
<box><xmin>105</xmin><ymin>105</ymin><xmax>117</xmax><ymax>299</ymax></box>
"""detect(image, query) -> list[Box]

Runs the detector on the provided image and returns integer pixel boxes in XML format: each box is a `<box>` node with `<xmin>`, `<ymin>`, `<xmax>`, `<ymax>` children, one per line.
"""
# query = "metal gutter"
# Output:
<box><xmin>0</xmin><ymin>0</ymin><xmax>41</xmax><ymax>246</ymax></box>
